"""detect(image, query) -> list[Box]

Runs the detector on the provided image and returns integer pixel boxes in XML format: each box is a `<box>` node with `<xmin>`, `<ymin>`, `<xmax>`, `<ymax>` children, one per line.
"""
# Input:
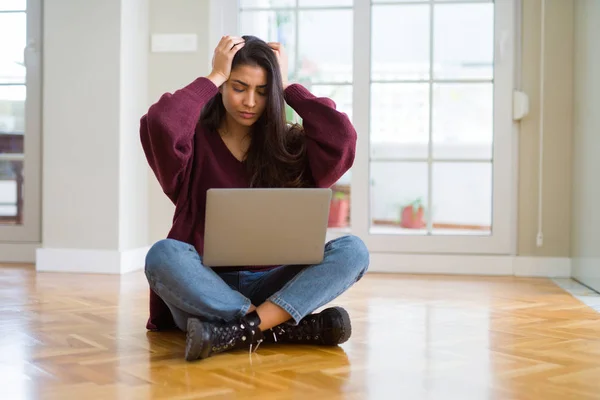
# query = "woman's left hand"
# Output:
<box><xmin>268</xmin><ymin>42</ymin><xmax>289</xmax><ymax>89</ymax></box>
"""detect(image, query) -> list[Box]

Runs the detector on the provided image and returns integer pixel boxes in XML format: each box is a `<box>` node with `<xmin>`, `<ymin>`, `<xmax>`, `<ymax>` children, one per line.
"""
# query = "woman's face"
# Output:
<box><xmin>221</xmin><ymin>64</ymin><xmax>268</xmax><ymax>128</ymax></box>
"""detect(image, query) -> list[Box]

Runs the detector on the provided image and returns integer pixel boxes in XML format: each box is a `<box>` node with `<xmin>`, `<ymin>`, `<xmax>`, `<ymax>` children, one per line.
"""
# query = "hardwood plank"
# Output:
<box><xmin>1</xmin><ymin>265</ymin><xmax>599</xmax><ymax>400</ymax></box>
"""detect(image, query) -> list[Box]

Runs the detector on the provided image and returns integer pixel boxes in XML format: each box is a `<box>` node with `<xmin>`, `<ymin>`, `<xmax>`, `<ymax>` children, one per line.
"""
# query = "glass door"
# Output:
<box><xmin>230</xmin><ymin>0</ymin><xmax>515</xmax><ymax>255</ymax></box>
<box><xmin>353</xmin><ymin>0</ymin><xmax>516</xmax><ymax>254</ymax></box>
<box><xmin>0</xmin><ymin>0</ymin><xmax>41</xmax><ymax>242</ymax></box>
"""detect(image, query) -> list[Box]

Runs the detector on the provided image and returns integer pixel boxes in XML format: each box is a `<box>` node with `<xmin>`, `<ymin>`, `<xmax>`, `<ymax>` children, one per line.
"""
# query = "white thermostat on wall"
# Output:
<box><xmin>151</xmin><ymin>34</ymin><xmax>198</xmax><ymax>53</ymax></box>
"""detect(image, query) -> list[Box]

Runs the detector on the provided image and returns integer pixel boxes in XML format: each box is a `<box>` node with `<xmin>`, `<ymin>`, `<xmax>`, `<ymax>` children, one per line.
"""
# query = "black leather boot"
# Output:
<box><xmin>185</xmin><ymin>311</ymin><xmax>264</xmax><ymax>361</ymax></box>
<box><xmin>264</xmin><ymin>306</ymin><xmax>352</xmax><ymax>346</ymax></box>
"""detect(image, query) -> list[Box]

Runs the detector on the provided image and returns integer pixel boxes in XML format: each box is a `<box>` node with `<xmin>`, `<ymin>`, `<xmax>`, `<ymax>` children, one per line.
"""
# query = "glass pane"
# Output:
<box><xmin>432</xmin><ymin>83</ymin><xmax>493</xmax><ymax>160</ymax></box>
<box><xmin>370</xmin><ymin>162</ymin><xmax>428</xmax><ymax>235</ymax></box>
<box><xmin>372</xmin><ymin>0</ymin><xmax>427</xmax><ymax>2</ymax></box>
<box><xmin>299</xmin><ymin>0</ymin><xmax>352</xmax><ymax>6</ymax></box>
<box><xmin>370</xmin><ymin>83</ymin><xmax>429</xmax><ymax>159</ymax></box>
<box><xmin>433</xmin><ymin>3</ymin><xmax>494</xmax><ymax>80</ymax></box>
<box><xmin>311</xmin><ymin>84</ymin><xmax>352</xmax><ymax>230</ymax></box>
<box><xmin>239</xmin><ymin>11</ymin><xmax>297</xmax><ymax>80</ymax></box>
<box><xmin>310</xmin><ymin>84</ymin><xmax>352</xmax><ymax>121</ymax></box>
<box><xmin>0</xmin><ymin>12</ymin><xmax>26</xmax><ymax>84</ymax></box>
<box><xmin>0</xmin><ymin>0</ymin><xmax>26</xmax><ymax>11</ymax></box>
<box><xmin>0</xmin><ymin>85</ymin><xmax>25</xmax><ymax>134</ymax></box>
<box><xmin>0</xmin><ymin>85</ymin><xmax>25</xmax><ymax>226</ymax></box>
<box><xmin>329</xmin><ymin>169</ymin><xmax>351</xmax><ymax>229</ymax></box>
<box><xmin>0</xmin><ymin>160</ymin><xmax>22</xmax><ymax>225</ymax></box>
<box><xmin>240</xmin><ymin>0</ymin><xmax>295</xmax><ymax>8</ymax></box>
<box><xmin>298</xmin><ymin>10</ymin><xmax>352</xmax><ymax>84</ymax></box>
<box><xmin>432</xmin><ymin>162</ymin><xmax>491</xmax><ymax>235</ymax></box>
<box><xmin>372</xmin><ymin>5</ymin><xmax>430</xmax><ymax>81</ymax></box>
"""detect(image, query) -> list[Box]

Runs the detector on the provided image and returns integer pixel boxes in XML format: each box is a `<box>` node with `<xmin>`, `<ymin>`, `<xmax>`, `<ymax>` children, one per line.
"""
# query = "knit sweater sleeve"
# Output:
<box><xmin>140</xmin><ymin>77</ymin><xmax>219</xmax><ymax>203</ymax></box>
<box><xmin>284</xmin><ymin>84</ymin><xmax>357</xmax><ymax>188</ymax></box>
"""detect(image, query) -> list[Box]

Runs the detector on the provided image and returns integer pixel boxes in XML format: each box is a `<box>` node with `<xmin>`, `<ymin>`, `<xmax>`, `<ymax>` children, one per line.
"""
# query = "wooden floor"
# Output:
<box><xmin>1</xmin><ymin>265</ymin><xmax>600</xmax><ymax>400</ymax></box>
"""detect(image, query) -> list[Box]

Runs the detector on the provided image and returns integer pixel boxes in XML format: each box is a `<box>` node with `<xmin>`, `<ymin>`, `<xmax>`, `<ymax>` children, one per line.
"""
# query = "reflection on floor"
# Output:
<box><xmin>1</xmin><ymin>265</ymin><xmax>600</xmax><ymax>400</ymax></box>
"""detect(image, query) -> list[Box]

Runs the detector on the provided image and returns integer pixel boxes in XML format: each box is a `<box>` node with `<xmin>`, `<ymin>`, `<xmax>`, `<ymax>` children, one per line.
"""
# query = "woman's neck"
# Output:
<box><xmin>220</xmin><ymin>115</ymin><xmax>251</xmax><ymax>141</ymax></box>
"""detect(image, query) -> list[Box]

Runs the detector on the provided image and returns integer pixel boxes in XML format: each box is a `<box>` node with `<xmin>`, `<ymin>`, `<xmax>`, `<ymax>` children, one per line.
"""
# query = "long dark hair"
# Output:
<box><xmin>200</xmin><ymin>35</ymin><xmax>311</xmax><ymax>188</ymax></box>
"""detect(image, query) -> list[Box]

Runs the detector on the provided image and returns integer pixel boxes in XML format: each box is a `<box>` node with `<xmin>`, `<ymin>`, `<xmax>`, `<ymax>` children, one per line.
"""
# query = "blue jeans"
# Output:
<box><xmin>144</xmin><ymin>235</ymin><xmax>370</xmax><ymax>331</ymax></box>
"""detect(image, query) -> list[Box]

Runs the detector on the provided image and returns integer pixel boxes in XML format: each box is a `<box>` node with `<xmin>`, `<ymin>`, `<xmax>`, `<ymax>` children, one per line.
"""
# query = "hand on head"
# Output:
<box><xmin>208</xmin><ymin>36</ymin><xmax>245</xmax><ymax>87</ymax></box>
<box><xmin>267</xmin><ymin>42</ymin><xmax>289</xmax><ymax>89</ymax></box>
<box><xmin>207</xmin><ymin>36</ymin><xmax>290</xmax><ymax>90</ymax></box>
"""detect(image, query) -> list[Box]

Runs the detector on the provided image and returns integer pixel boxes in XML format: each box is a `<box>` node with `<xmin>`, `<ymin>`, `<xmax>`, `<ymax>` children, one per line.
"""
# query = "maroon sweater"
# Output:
<box><xmin>140</xmin><ymin>77</ymin><xmax>357</xmax><ymax>330</ymax></box>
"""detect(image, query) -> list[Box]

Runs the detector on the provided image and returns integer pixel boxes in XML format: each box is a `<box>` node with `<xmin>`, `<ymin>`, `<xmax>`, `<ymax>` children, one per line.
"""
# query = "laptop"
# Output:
<box><xmin>202</xmin><ymin>188</ymin><xmax>332</xmax><ymax>267</ymax></box>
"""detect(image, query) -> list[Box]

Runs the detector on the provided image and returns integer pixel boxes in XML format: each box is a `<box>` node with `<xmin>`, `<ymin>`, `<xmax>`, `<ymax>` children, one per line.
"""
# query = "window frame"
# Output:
<box><xmin>211</xmin><ymin>0</ymin><xmax>519</xmax><ymax>255</ymax></box>
<box><xmin>0</xmin><ymin>0</ymin><xmax>42</xmax><ymax>243</ymax></box>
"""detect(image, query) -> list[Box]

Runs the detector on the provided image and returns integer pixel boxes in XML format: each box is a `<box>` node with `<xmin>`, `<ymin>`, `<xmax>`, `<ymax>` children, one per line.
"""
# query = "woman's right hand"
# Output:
<box><xmin>207</xmin><ymin>36</ymin><xmax>245</xmax><ymax>87</ymax></box>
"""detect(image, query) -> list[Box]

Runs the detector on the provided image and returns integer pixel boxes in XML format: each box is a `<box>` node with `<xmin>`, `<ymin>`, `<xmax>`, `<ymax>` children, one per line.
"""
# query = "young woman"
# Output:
<box><xmin>140</xmin><ymin>35</ymin><xmax>370</xmax><ymax>362</ymax></box>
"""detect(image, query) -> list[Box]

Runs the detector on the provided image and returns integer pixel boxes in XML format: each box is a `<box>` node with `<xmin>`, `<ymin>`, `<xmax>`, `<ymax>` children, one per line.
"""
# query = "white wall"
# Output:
<box><xmin>38</xmin><ymin>0</ymin><xmax>150</xmax><ymax>273</ymax></box>
<box><xmin>147</xmin><ymin>0</ymin><xmax>211</xmax><ymax>243</ymax></box>
<box><xmin>518</xmin><ymin>0</ymin><xmax>574</xmax><ymax>258</ymax></box>
<box><xmin>43</xmin><ymin>0</ymin><xmax>122</xmax><ymax>249</ymax></box>
<box><xmin>571</xmin><ymin>0</ymin><xmax>600</xmax><ymax>291</ymax></box>
<box><xmin>120</xmin><ymin>0</ymin><xmax>150</xmax><ymax>250</ymax></box>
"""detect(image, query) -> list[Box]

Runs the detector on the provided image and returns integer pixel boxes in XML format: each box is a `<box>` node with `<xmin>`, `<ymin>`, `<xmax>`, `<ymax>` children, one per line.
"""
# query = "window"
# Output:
<box><xmin>0</xmin><ymin>0</ymin><xmax>42</xmax><ymax>242</ymax></box>
<box><xmin>218</xmin><ymin>0</ymin><xmax>516</xmax><ymax>255</ymax></box>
